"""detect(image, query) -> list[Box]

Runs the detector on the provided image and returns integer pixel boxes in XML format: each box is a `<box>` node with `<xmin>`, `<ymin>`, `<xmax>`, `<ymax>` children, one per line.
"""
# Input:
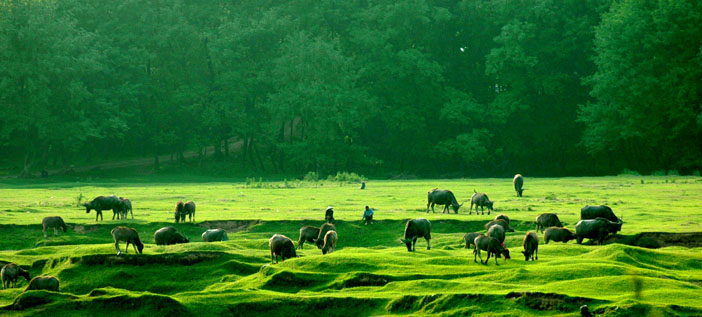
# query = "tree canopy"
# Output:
<box><xmin>0</xmin><ymin>0</ymin><xmax>700</xmax><ymax>177</ymax></box>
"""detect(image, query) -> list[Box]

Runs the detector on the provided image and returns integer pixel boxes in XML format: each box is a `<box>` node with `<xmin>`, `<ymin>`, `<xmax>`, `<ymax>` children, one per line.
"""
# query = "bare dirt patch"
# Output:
<box><xmin>73</xmin><ymin>251</ymin><xmax>224</xmax><ymax>266</ymax></box>
<box><xmin>506</xmin><ymin>292</ymin><xmax>593</xmax><ymax>311</ymax></box>
<box><xmin>199</xmin><ymin>220</ymin><xmax>260</xmax><ymax>232</ymax></box>
<box><xmin>606</xmin><ymin>232</ymin><xmax>702</xmax><ymax>248</ymax></box>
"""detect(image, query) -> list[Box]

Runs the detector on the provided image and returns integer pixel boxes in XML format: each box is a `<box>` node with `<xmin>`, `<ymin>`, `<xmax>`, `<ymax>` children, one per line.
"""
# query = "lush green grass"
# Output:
<box><xmin>1</xmin><ymin>176</ymin><xmax>701</xmax><ymax>316</ymax></box>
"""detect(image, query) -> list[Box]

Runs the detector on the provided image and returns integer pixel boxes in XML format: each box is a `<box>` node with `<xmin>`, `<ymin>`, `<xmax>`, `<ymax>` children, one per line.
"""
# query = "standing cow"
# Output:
<box><xmin>513</xmin><ymin>174</ymin><xmax>524</xmax><ymax>197</ymax></box>
<box><xmin>580</xmin><ymin>205</ymin><xmax>621</xmax><ymax>223</ymax></box>
<box><xmin>484</xmin><ymin>219</ymin><xmax>514</xmax><ymax>232</ymax></box>
<box><xmin>473</xmin><ymin>234</ymin><xmax>510</xmax><ymax>265</ymax></box>
<box><xmin>1</xmin><ymin>263</ymin><xmax>30</xmax><ymax>289</ymax></box>
<box><xmin>543</xmin><ymin>227</ymin><xmax>576</xmax><ymax>244</ymax></box>
<box><xmin>487</xmin><ymin>225</ymin><xmax>506</xmax><ymax>244</ymax></box>
<box><xmin>470</xmin><ymin>190</ymin><xmax>494</xmax><ymax>215</ymax></box>
<box><xmin>115</xmin><ymin>197</ymin><xmax>133</xmax><ymax>220</ymax></box>
<box><xmin>175</xmin><ymin>201</ymin><xmax>196</xmax><ymax>223</ymax></box>
<box><xmin>322</xmin><ymin>231</ymin><xmax>338</xmax><ymax>255</ymax></box>
<box><xmin>83</xmin><ymin>195</ymin><xmax>122</xmax><ymax>221</ymax></box>
<box><xmin>575</xmin><ymin>218</ymin><xmax>622</xmax><ymax>245</ymax></box>
<box><xmin>298</xmin><ymin>226</ymin><xmax>320</xmax><ymax>249</ymax></box>
<box><xmin>41</xmin><ymin>216</ymin><xmax>67</xmax><ymax>238</ymax></box>
<box><xmin>426</xmin><ymin>189</ymin><xmax>463</xmax><ymax>214</ymax></box>
<box><xmin>535</xmin><ymin>213</ymin><xmax>563</xmax><ymax>233</ymax></box>
<box><xmin>401</xmin><ymin>218</ymin><xmax>431</xmax><ymax>252</ymax></box>
<box><xmin>315</xmin><ymin>223</ymin><xmax>337</xmax><ymax>249</ymax></box>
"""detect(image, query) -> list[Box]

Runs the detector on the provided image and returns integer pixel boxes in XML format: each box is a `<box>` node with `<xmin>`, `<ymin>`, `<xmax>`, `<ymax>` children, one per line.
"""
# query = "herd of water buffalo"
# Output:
<box><xmin>1</xmin><ymin>174</ymin><xmax>624</xmax><ymax>292</ymax></box>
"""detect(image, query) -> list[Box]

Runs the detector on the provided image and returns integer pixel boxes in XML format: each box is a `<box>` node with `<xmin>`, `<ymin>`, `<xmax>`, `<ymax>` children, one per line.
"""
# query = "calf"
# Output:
<box><xmin>463</xmin><ymin>232</ymin><xmax>481</xmax><ymax>249</ymax></box>
<box><xmin>473</xmin><ymin>234</ymin><xmax>510</xmax><ymax>265</ymax></box>
<box><xmin>42</xmin><ymin>216</ymin><xmax>67</xmax><ymax>238</ymax></box>
<box><xmin>543</xmin><ymin>227</ymin><xmax>576</xmax><ymax>244</ymax></box>
<box><xmin>470</xmin><ymin>190</ymin><xmax>494</xmax><ymax>215</ymax></box>
<box><xmin>535</xmin><ymin>213</ymin><xmax>563</xmax><ymax>233</ymax></box>
<box><xmin>401</xmin><ymin>218</ymin><xmax>431</xmax><ymax>252</ymax></box>
<box><xmin>269</xmin><ymin>234</ymin><xmax>297</xmax><ymax>263</ymax></box>
<box><xmin>522</xmin><ymin>232</ymin><xmax>538</xmax><ymax>261</ymax></box>
<box><xmin>322</xmin><ymin>230</ymin><xmax>338</xmax><ymax>255</ymax></box>
<box><xmin>111</xmin><ymin>226</ymin><xmax>144</xmax><ymax>255</ymax></box>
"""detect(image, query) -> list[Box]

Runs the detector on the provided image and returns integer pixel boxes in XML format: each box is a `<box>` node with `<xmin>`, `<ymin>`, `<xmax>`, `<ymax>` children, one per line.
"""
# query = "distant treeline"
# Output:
<box><xmin>1</xmin><ymin>0</ymin><xmax>700</xmax><ymax>177</ymax></box>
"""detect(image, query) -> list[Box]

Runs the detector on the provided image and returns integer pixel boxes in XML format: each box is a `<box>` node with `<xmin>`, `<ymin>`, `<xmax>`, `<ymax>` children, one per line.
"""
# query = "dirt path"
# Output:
<box><xmin>46</xmin><ymin>138</ymin><xmax>243</xmax><ymax>175</ymax></box>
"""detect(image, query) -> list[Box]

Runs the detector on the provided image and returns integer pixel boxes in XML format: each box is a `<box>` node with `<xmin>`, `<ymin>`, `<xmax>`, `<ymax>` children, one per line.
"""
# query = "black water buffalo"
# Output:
<box><xmin>401</xmin><ymin>218</ymin><xmax>431</xmax><ymax>252</ymax></box>
<box><xmin>487</xmin><ymin>224</ymin><xmax>505</xmax><ymax>244</ymax></box>
<box><xmin>316</xmin><ymin>223</ymin><xmax>336</xmax><ymax>249</ymax></box>
<box><xmin>111</xmin><ymin>226</ymin><xmax>144</xmax><ymax>255</ymax></box>
<box><xmin>575</xmin><ymin>218</ymin><xmax>622</xmax><ymax>245</ymax></box>
<box><xmin>175</xmin><ymin>201</ymin><xmax>196</xmax><ymax>223</ymax></box>
<box><xmin>513</xmin><ymin>174</ymin><xmax>524</xmax><ymax>197</ymax></box>
<box><xmin>494</xmin><ymin>214</ymin><xmax>510</xmax><ymax>224</ymax></box>
<box><xmin>473</xmin><ymin>234</ymin><xmax>510</xmax><ymax>265</ymax></box>
<box><xmin>298</xmin><ymin>226</ymin><xmax>320</xmax><ymax>249</ymax></box>
<box><xmin>83</xmin><ymin>195</ymin><xmax>122</xmax><ymax>221</ymax></box>
<box><xmin>154</xmin><ymin>226</ymin><xmax>189</xmax><ymax>245</ymax></box>
<box><xmin>522</xmin><ymin>232</ymin><xmax>538</xmax><ymax>261</ymax></box>
<box><xmin>201</xmin><ymin>229</ymin><xmax>228</xmax><ymax>242</ymax></box>
<box><xmin>543</xmin><ymin>227</ymin><xmax>576</xmax><ymax>244</ymax></box>
<box><xmin>426</xmin><ymin>189</ymin><xmax>463</xmax><ymax>214</ymax></box>
<box><xmin>470</xmin><ymin>190</ymin><xmax>494</xmax><ymax>215</ymax></box>
<box><xmin>535</xmin><ymin>213</ymin><xmax>563</xmax><ymax>233</ymax></box>
<box><xmin>580</xmin><ymin>205</ymin><xmax>620</xmax><ymax>223</ymax></box>
<box><xmin>463</xmin><ymin>232</ymin><xmax>481</xmax><ymax>249</ymax></box>
<box><xmin>322</xmin><ymin>230</ymin><xmax>337</xmax><ymax>255</ymax></box>
<box><xmin>269</xmin><ymin>234</ymin><xmax>297</xmax><ymax>263</ymax></box>
<box><xmin>1</xmin><ymin>263</ymin><xmax>30</xmax><ymax>289</ymax></box>
<box><xmin>25</xmin><ymin>276</ymin><xmax>59</xmax><ymax>292</ymax></box>
<box><xmin>484</xmin><ymin>219</ymin><xmax>514</xmax><ymax>232</ymax></box>
<box><xmin>41</xmin><ymin>216</ymin><xmax>67</xmax><ymax>238</ymax></box>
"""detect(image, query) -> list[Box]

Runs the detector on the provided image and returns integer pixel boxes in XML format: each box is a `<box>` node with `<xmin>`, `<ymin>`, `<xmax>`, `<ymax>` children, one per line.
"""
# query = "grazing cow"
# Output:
<box><xmin>41</xmin><ymin>216</ymin><xmax>67</xmax><ymax>238</ymax></box>
<box><xmin>544</xmin><ymin>227</ymin><xmax>577</xmax><ymax>244</ymax></box>
<box><xmin>487</xmin><ymin>225</ymin><xmax>506</xmax><ymax>244</ymax></box>
<box><xmin>316</xmin><ymin>223</ymin><xmax>337</xmax><ymax>249</ymax></box>
<box><xmin>202</xmin><ymin>229</ymin><xmax>229</xmax><ymax>242</ymax></box>
<box><xmin>154</xmin><ymin>226</ymin><xmax>189</xmax><ymax>245</ymax></box>
<box><xmin>513</xmin><ymin>174</ymin><xmax>524</xmax><ymax>197</ymax></box>
<box><xmin>580</xmin><ymin>205</ymin><xmax>620</xmax><ymax>223</ymax></box>
<box><xmin>83</xmin><ymin>195</ymin><xmax>122</xmax><ymax>221</ymax></box>
<box><xmin>1</xmin><ymin>263</ymin><xmax>30</xmax><ymax>289</ymax></box>
<box><xmin>484</xmin><ymin>219</ymin><xmax>514</xmax><ymax>232</ymax></box>
<box><xmin>522</xmin><ymin>232</ymin><xmax>538</xmax><ymax>261</ymax></box>
<box><xmin>473</xmin><ymin>234</ymin><xmax>510</xmax><ymax>265</ymax></box>
<box><xmin>470</xmin><ymin>190</ymin><xmax>494</xmax><ymax>215</ymax></box>
<box><xmin>111</xmin><ymin>226</ymin><xmax>144</xmax><ymax>255</ymax></box>
<box><xmin>269</xmin><ymin>234</ymin><xmax>297</xmax><ymax>263</ymax></box>
<box><xmin>535</xmin><ymin>213</ymin><xmax>563</xmax><ymax>233</ymax></box>
<box><xmin>325</xmin><ymin>206</ymin><xmax>335</xmax><ymax>224</ymax></box>
<box><xmin>494</xmin><ymin>214</ymin><xmax>510</xmax><ymax>224</ymax></box>
<box><xmin>24</xmin><ymin>276</ymin><xmax>59</xmax><ymax>292</ymax></box>
<box><xmin>298</xmin><ymin>226</ymin><xmax>320</xmax><ymax>249</ymax></box>
<box><xmin>426</xmin><ymin>189</ymin><xmax>463</xmax><ymax>214</ymax></box>
<box><xmin>114</xmin><ymin>197</ymin><xmax>133</xmax><ymax>220</ymax></box>
<box><xmin>575</xmin><ymin>217</ymin><xmax>623</xmax><ymax>245</ymax></box>
<box><xmin>463</xmin><ymin>232</ymin><xmax>481</xmax><ymax>249</ymax></box>
<box><xmin>400</xmin><ymin>218</ymin><xmax>431</xmax><ymax>252</ymax></box>
<box><xmin>175</xmin><ymin>201</ymin><xmax>196</xmax><ymax>223</ymax></box>
<box><xmin>322</xmin><ymin>231</ymin><xmax>338</xmax><ymax>255</ymax></box>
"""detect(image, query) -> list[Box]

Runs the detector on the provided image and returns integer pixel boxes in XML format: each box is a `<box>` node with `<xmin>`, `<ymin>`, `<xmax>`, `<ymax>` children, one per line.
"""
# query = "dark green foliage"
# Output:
<box><xmin>0</xmin><ymin>0</ymin><xmax>700</xmax><ymax>177</ymax></box>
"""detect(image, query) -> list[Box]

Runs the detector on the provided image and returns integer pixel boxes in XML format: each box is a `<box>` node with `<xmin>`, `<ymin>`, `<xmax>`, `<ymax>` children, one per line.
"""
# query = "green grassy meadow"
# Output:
<box><xmin>1</xmin><ymin>176</ymin><xmax>701</xmax><ymax>316</ymax></box>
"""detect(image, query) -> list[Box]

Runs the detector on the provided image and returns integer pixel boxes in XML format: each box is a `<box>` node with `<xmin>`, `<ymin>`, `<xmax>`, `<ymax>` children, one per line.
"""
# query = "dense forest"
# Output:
<box><xmin>1</xmin><ymin>0</ymin><xmax>700</xmax><ymax>177</ymax></box>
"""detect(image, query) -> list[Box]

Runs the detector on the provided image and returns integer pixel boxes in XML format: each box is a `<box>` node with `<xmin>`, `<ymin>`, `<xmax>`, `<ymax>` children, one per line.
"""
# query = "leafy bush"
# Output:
<box><xmin>303</xmin><ymin>171</ymin><xmax>319</xmax><ymax>182</ymax></box>
<box><xmin>619</xmin><ymin>169</ymin><xmax>640</xmax><ymax>176</ymax></box>
<box><xmin>326</xmin><ymin>171</ymin><xmax>365</xmax><ymax>183</ymax></box>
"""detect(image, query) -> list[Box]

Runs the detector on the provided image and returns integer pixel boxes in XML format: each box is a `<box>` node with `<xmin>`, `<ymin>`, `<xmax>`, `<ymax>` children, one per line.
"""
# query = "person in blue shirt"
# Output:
<box><xmin>362</xmin><ymin>205</ymin><xmax>374</xmax><ymax>225</ymax></box>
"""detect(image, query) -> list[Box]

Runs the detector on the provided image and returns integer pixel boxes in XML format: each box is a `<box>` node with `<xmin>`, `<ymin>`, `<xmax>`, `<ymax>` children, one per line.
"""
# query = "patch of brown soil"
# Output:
<box><xmin>605</xmin><ymin>232</ymin><xmax>702</xmax><ymax>248</ymax></box>
<box><xmin>506</xmin><ymin>292</ymin><xmax>593</xmax><ymax>311</ymax></box>
<box><xmin>74</xmin><ymin>251</ymin><xmax>223</xmax><ymax>266</ymax></box>
<box><xmin>199</xmin><ymin>220</ymin><xmax>260</xmax><ymax>232</ymax></box>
